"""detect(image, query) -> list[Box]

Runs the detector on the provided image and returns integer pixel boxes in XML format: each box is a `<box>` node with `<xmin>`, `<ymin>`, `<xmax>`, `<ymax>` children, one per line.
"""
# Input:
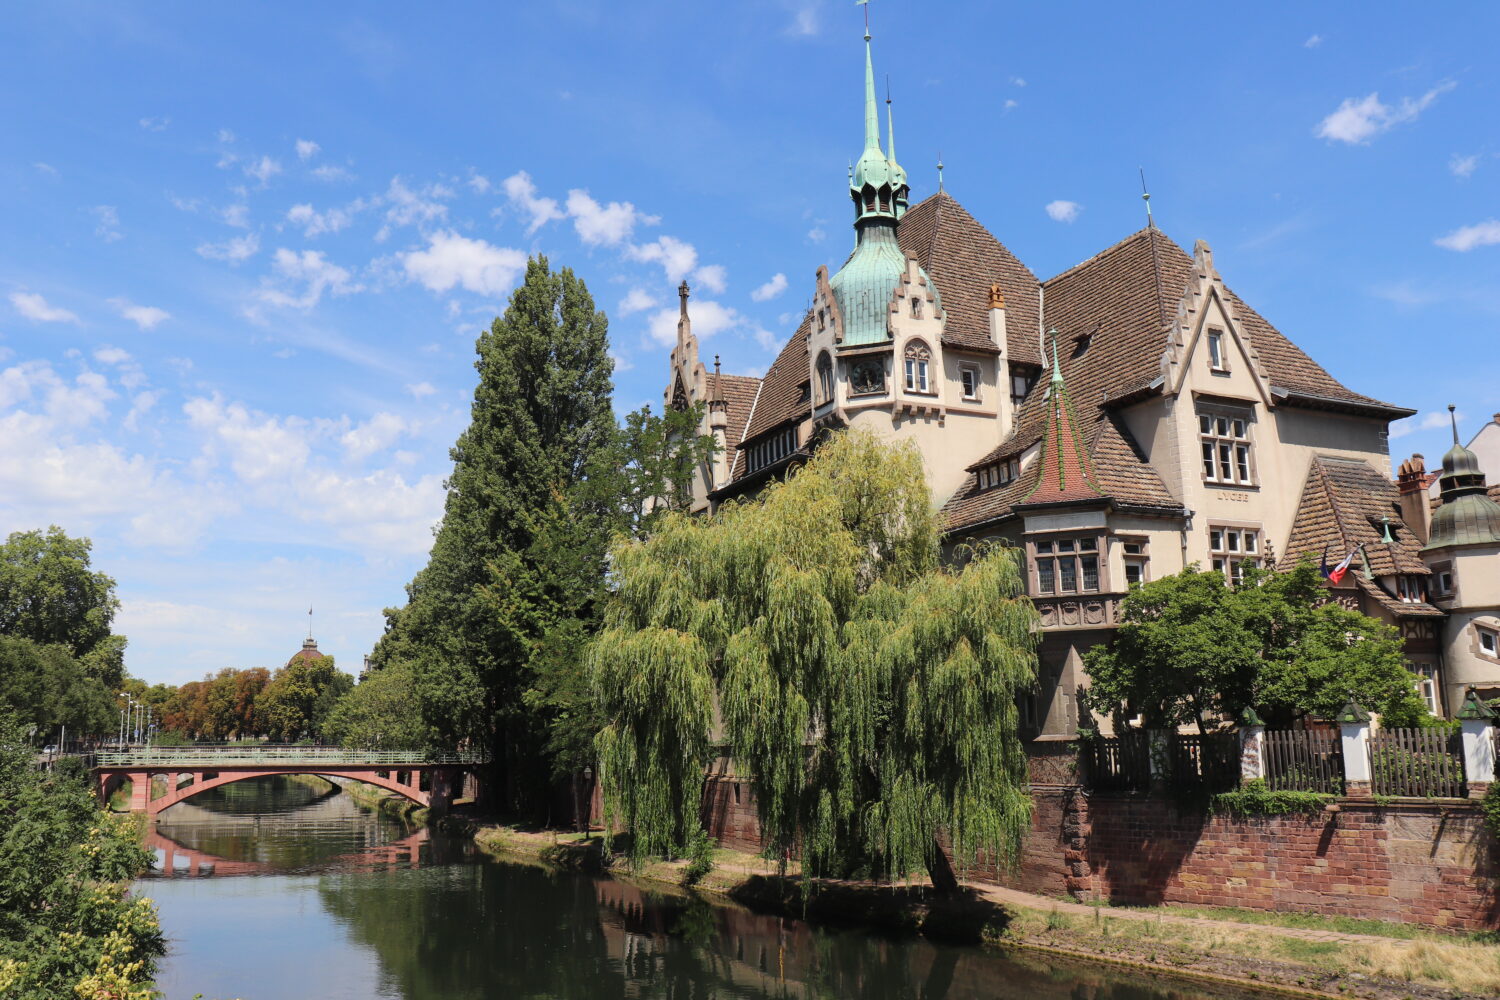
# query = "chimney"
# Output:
<box><xmin>1396</xmin><ymin>453</ymin><xmax>1431</xmax><ymax>544</ymax></box>
<box><xmin>989</xmin><ymin>283</ymin><xmax>1014</xmax><ymax>439</ymax></box>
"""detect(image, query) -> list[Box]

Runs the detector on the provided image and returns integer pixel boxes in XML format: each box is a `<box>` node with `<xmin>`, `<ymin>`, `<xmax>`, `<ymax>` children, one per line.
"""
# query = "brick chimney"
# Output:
<box><xmin>1396</xmin><ymin>453</ymin><xmax>1431</xmax><ymax>544</ymax></box>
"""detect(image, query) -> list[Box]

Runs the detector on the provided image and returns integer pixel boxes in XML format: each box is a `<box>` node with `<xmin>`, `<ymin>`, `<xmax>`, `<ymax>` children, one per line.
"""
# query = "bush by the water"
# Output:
<box><xmin>0</xmin><ymin>713</ymin><xmax>163</xmax><ymax>999</ymax></box>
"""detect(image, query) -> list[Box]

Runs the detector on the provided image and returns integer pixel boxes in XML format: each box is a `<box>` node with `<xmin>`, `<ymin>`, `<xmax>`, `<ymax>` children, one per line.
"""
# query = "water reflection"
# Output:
<box><xmin>141</xmin><ymin>777</ymin><xmax>1258</xmax><ymax>1000</ymax></box>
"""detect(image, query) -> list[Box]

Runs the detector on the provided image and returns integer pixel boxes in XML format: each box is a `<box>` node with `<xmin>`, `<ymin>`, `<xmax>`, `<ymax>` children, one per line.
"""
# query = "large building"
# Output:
<box><xmin>660</xmin><ymin>27</ymin><xmax>1500</xmax><ymax>734</ymax></box>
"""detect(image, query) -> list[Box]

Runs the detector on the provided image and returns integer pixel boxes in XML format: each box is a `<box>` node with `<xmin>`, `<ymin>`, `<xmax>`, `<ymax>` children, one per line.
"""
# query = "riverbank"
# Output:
<box><xmin>471</xmin><ymin>823</ymin><xmax>1498</xmax><ymax>1000</ymax></box>
<box><xmin>324</xmin><ymin>775</ymin><xmax>430</xmax><ymax>824</ymax></box>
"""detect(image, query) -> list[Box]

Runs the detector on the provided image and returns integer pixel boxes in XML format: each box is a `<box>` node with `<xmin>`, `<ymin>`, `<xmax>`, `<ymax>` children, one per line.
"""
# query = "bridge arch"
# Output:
<box><xmin>135</xmin><ymin>767</ymin><xmax>432</xmax><ymax>817</ymax></box>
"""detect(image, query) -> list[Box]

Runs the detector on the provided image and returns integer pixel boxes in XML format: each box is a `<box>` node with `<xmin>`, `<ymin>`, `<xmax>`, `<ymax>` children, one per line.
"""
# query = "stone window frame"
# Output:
<box><xmin>1206</xmin><ymin>327</ymin><xmax>1229</xmax><ymax>373</ymax></box>
<box><xmin>903</xmin><ymin>340</ymin><xmax>934</xmax><ymax>395</ymax></box>
<box><xmin>959</xmin><ymin>363</ymin><xmax>981</xmax><ymax>401</ymax></box>
<box><xmin>1120</xmin><ymin>536</ymin><xmax>1150</xmax><ymax>587</ymax></box>
<box><xmin>1477</xmin><ymin>622</ymin><xmax>1500</xmax><ymax>662</ymax></box>
<box><xmin>1197</xmin><ymin>402</ymin><xmax>1258</xmax><ymax>488</ymax></box>
<box><xmin>1029</xmin><ymin>533</ymin><xmax>1105</xmax><ymax>597</ymax></box>
<box><xmin>815</xmin><ymin>351</ymin><xmax>835</xmax><ymax>406</ymax></box>
<box><xmin>1208</xmin><ymin>523</ymin><xmax>1262</xmax><ymax>584</ymax></box>
<box><xmin>1395</xmin><ymin>574</ymin><xmax>1428</xmax><ymax>604</ymax></box>
<box><xmin>977</xmin><ymin>457</ymin><xmax>1019</xmax><ymax>491</ymax></box>
<box><xmin>1430</xmin><ymin>561</ymin><xmax>1454</xmax><ymax>597</ymax></box>
<box><xmin>1410</xmin><ymin>661</ymin><xmax>1440</xmax><ymax>715</ymax></box>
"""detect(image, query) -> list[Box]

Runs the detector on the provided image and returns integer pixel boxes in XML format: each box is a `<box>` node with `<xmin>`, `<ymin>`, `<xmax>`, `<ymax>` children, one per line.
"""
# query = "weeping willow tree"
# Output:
<box><xmin>590</xmin><ymin>430</ymin><xmax>1039</xmax><ymax>889</ymax></box>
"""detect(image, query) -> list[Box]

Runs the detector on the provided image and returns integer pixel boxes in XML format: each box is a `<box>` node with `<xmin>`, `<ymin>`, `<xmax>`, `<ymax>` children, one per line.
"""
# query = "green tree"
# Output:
<box><xmin>591</xmin><ymin>431</ymin><xmax>1039</xmax><ymax>889</ymax></box>
<box><xmin>0</xmin><ymin>527</ymin><xmax>126</xmax><ymax>689</ymax></box>
<box><xmin>0</xmin><ymin>713</ymin><xmax>162</xmax><ymax>998</ymax></box>
<box><xmin>258</xmin><ymin>655</ymin><xmax>354</xmax><ymax>742</ymax></box>
<box><xmin>0</xmin><ymin>636</ymin><xmax>115</xmax><ymax>737</ymax></box>
<box><xmin>324</xmin><ymin>661</ymin><xmax>431</xmax><ymax>750</ymax></box>
<box><xmin>1083</xmin><ymin>560</ymin><xmax>1425</xmax><ymax>730</ymax></box>
<box><xmin>372</xmin><ymin>256</ymin><xmax>619</xmax><ymax>811</ymax></box>
<box><xmin>617</xmin><ymin>401</ymin><xmax>720</xmax><ymax>535</ymax></box>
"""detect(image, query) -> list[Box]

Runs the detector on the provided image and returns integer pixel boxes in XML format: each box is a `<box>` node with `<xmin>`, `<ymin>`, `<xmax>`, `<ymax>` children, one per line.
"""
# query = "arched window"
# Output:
<box><xmin>816</xmin><ymin>352</ymin><xmax>834</xmax><ymax>404</ymax></box>
<box><xmin>903</xmin><ymin>341</ymin><xmax>931</xmax><ymax>393</ymax></box>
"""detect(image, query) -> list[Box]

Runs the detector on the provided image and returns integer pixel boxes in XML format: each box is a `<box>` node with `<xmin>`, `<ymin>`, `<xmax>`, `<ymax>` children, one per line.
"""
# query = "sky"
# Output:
<box><xmin>3</xmin><ymin>1</ymin><xmax>1497</xmax><ymax>686</ymax></box>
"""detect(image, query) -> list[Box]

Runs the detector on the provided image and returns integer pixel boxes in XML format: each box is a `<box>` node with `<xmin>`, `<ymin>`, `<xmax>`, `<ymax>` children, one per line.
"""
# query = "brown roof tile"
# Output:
<box><xmin>899</xmin><ymin>193</ymin><xmax>1042</xmax><ymax>364</ymax></box>
<box><xmin>1283</xmin><ymin>456</ymin><xmax>1429</xmax><ymax>577</ymax></box>
<box><xmin>737</xmin><ymin>312</ymin><xmax>812</xmax><ymax>457</ymax></box>
<box><xmin>712</xmin><ymin>372</ymin><xmax>760</xmax><ymax>476</ymax></box>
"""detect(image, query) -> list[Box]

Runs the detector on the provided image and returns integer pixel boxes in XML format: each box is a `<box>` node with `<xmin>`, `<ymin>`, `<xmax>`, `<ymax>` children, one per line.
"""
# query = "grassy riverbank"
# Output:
<box><xmin>329</xmin><ymin>776</ymin><xmax>430</xmax><ymax>824</ymax></box>
<box><xmin>471</xmin><ymin>824</ymin><xmax>1499</xmax><ymax>1000</ymax></box>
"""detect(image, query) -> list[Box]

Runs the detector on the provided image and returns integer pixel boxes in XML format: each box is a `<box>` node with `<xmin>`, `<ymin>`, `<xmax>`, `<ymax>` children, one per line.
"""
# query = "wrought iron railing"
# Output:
<box><xmin>96</xmin><ymin>748</ymin><xmax>487</xmax><ymax>768</ymax></box>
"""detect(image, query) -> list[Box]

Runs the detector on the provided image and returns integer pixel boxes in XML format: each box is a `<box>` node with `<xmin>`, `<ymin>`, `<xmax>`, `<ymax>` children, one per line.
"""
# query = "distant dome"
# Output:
<box><xmin>288</xmin><ymin>636</ymin><xmax>323</xmax><ymax>666</ymax></box>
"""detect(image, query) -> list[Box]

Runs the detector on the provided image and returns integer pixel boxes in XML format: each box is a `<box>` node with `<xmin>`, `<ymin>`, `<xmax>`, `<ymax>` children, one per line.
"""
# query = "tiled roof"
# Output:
<box><xmin>942</xmin><ymin>412</ymin><xmax>1182</xmax><ymax>532</ymax></box>
<box><xmin>1283</xmin><ymin>456</ymin><xmax>1429</xmax><ymax>576</ymax></box>
<box><xmin>713</xmin><ymin>373</ymin><xmax>761</xmax><ymax>476</ymax></box>
<box><xmin>737</xmin><ymin>311</ymin><xmax>812</xmax><ymax>455</ymax></box>
<box><xmin>1017</xmin><ymin>370</ymin><xmax>1105</xmax><ymax>506</ymax></box>
<box><xmin>898</xmin><ymin>193</ymin><xmax>1042</xmax><ymax>363</ymax></box>
<box><xmin>1354</xmin><ymin>576</ymin><xmax>1446</xmax><ymax>618</ymax></box>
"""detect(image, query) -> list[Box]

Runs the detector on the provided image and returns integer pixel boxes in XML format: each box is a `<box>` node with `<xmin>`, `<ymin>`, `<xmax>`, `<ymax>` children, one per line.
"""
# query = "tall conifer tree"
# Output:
<box><xmin>375</xmin><ymin>256</ymin><xmax>616</xmax><ymax>811</ymax></box>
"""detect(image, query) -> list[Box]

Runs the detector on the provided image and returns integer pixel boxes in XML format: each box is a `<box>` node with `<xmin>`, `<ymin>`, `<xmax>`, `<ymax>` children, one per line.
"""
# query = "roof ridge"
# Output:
<box><xmin>1042</xmin><ymin>226</ymin><xmax>1184</xmax><ymax>287</ymax></box>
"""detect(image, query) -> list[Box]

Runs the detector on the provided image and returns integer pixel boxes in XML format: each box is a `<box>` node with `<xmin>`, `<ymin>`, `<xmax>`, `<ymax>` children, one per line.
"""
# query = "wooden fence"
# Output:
<box><xmin>1083</xmin><ymin>732</ymin><xmax>1239</xmax><ymax>793</ymax></box>
<box><xmin>1082</xmin><ymin>732</ymin><xmax>1152</xmax><ymax>792</ymax></box>
<box><xmin>1171</xmin><ymin>733</ymin><xmax>1242</xmax><ymax>793</ymax></box>
<box><xmin>1262</xmin><ymin>729</ymin><xmax>1343</xmax><ymax>795</ymax></box>
<box><xmin>1369</xmin><ymin>728</ymin><xmax>1465</xmax><ymax>798</ymax></box>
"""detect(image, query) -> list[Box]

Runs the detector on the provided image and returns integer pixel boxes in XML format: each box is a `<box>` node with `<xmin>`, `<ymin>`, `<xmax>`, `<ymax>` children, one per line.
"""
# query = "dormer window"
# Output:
<box><xmin>1396</xmin><ymin>575</ymin><xmax>1427</xmax><ymax>604</ymax></box>
<box><xmin>1207</xmin><ymin>329</ymin><xmax>1228</xmax><ymax>372</ymax></box>
<box><xmin>976</xmin><ymin>458</ymin><xmax>1018</xmax><ymax>490</ymax></box>
<box><xmin>960</xmin><ymin>365</ymin><xmax>979</xmax><ymax>401</ymax></box>
<box><xmin>904</xmin><ymin>341</ymin><xmax>932</xmax><ymax>393</ymax></box>
<box><xmin>746</xmin><ymin>426</ymin><xmax>798</xmax><ymax>474</ymax></box>
<box><xmin>1010</xmin><ymin>369</ymin><xmax>1036</xmax><ymax>407</ymax></box>
<box><xmin>911</xmin><ymin>296</ymin><xmax>923</xmax><ymax>319</ymax></box>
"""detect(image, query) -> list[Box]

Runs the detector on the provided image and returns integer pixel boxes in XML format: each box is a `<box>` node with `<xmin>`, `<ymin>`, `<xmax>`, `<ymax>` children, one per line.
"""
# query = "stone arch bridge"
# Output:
<box><xmin>96</xmin><ymin>747</ymin><xmax>486</xmax><ymax>818</ymax></box>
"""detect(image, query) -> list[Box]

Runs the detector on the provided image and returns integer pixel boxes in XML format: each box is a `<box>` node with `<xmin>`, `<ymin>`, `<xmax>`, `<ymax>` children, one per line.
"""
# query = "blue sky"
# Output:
<box><xmin>3</xmin><ymin>1</ymin><xmax>1497</xmax><ymax>685</ymax></box>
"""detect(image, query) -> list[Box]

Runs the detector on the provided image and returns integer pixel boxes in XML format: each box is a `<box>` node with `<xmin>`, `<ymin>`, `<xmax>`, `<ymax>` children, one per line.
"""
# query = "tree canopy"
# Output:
<box><xmin>1083</xmin><ymin>560</ymin><xmax>1427</xmax><ymax>730</ymax></box>
<box><xmin>591</xmin><ymin>431</ymin><xmax>1039</xmax><ymax>887</ymax></box>
<box><xmin>0</xmin><ymin>527</ymin><xmax>126</xmax><ymax>689</ymax></box>
<box><xmin>258</xmin><ymin>654</ymin><xmax>354</xmax><ymax>743</ymax></box>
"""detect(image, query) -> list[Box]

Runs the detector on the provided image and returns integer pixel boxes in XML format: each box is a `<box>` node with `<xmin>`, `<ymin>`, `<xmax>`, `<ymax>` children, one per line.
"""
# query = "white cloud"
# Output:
<box><xmin>1391</xmin><ymin>409</ymin><xmax>1464</xmax><ymax>440</ymax></box>
<box><xmin>1002</xmin><ymin>98</ymin><xmax>1020</xmax><ymax>112</ymax></box>
<box><xmin>630</xmin><ymin>235</ymin><xmax>698</xmax><ymax>283</ymax></box>
<box><xmin>647</xmin><ymin>300</ymin><xmax>744</xmax><ymax>346</ymax></box>
<box><xmin>468</xmin><ymin>172</ymin><xmax>491</xmax><ymax>194</ymax></box>
<box><xmin>752</xmin><ymin>326</ymin><xmax>778</xmax><ymax>351</ymax></box>
<box><xmin>1045</xmin><ymin>200</ymin><xmax>1082</xmax><ymax>223</ymax></box>
<box><xmin>217</xmin><ymin>128</ymin><xmax>236</xmax><ymax>144</ymax></box>
<box><xmin>501</xmin><ymin>171</ymin><xmax>564</xmax><ymax>234</ymax></box>
<box><xmin>139</xmin><ymin>116</ymin><xmax>170</xmax><ymax>131</ymax></box>
<box><xmin>312</xmin><ymin>164</ymin><xmax>354</xmax><ymax>182</ymax></box>
<box><xmin>257</xmin><ymin>248</ymin><xmax>361</xmax><ymax>310</ymax></box>
<box><xmin>196</xmin><ymin>232</ymin><xmax>260</xmax><ymax>263</ymax></box>
<box><xmin>787</xmin><ymin>5</ymin><xmax>818</xmax><ymax>36</ymax></box>
<box><xmin>222</xmin><ymin>203</ymin><xmax>250</xmax><ymax>228</ymax></box>
<box><xmin>751</xmin><ymin>273</ymin><xmax>789</xmax><ymax>302</ymax></box>
<box><xmin>401</xmin><ymin>230</ymin><xmax>527</xmax><ymax>297</ymax></box>
<box><xmin>286</xmin><ymin>200</ymin><xmax>362</xmax><ymax>238</ymax></box>
<box><xmin>109</xmin><ymin>298</ymin><xmax>172</xmax><ymax>330</ymax></box>
<box><xmin>33</xmin><ymin>162</ymin><xmax>58</xmax><ymax>176</ymax></box>
<box><xmin>694</xmin><ymin>264</ymin><xmax>727</xmax><ymax>294</ymax></box>
<box><xmin>1315</xmin><ymin>82</ymin><xmax>1455</xmax><ymax>144</ymax></box>
<box><xmin>244</xmin><ymin>155</ymin><xmax>282</xmax><ymax>185</ymax></box>
<box><xmin>566</xmin><ymin>188</ymin><xmax>657</xmax><ymax>246</ymax></box>
<box><xmin>1304</xmin><ymin>34</ymin><xmax>1322</xmax><ymax>48</ymax></box>
<box><xmin>806</xmin><ymin>226</ymin><xmax>826</xmax><ymax>244</ymax></box>
<box><xmin>340</xmin><ymin>412</ymin><xmax>408</xmax><ymax>461</ymax></box>
<box><xmin>10</xmin><ymin>291</ymin><xmax>79</xmax><ymax>324</ymax></box>
<box><xmin>406</xmin><ymin>381</ymin><xmax>436</xmax><ymax>399</ymax></box>
<box><xmin>93</xmin><ymin>346</ymin><xmax>132</xmax><ymax>365</ymax></box>
<box><xmin>609</xmin><ymin>350</ymin><xmax>634</xmax><ymax>373</ymax></box>
<box><xmin>618</xmin><ymin>288</ymin><xmax>657</xmax><ymax>315</ymax></box>
<box><xmin>1434</xmin><ymin>219</ymin><xmax>1500</xmax><ymax>252</ymax></box>
<box><xmin>295</xmin><ymin>139</ymin><xmax>320</xmax><ymax>160</ymax></box>
<box><xmin>93</xmin><ymin>205</ymin><xmax>123</xmax><ymax>242</ymax></box>
<box><xmin>1010</xmin><ymin>76</ymin><xmax>1027</xmax><ymax>87</ymax></box>
<box><xmin>377</xmin><ymin>176</ymin><xmax>450</xmax><ymax>240</ymax></box>
<box><xmin>1449</xmin><ymin>153</ymin><xmax>1480</xmax><ymax>178</ymax></box>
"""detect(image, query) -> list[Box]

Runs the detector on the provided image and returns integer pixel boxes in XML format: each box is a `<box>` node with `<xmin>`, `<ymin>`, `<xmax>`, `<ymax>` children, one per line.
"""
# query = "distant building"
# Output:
<box><xmin>662</xmin><ymin>25</ymin><xmax>1481</xmax><ymax>733</ymax></box>
<box><xmin>287</xmin><ymin>636</ymin><xmax>323</xmax><ymax>667</ymax></box>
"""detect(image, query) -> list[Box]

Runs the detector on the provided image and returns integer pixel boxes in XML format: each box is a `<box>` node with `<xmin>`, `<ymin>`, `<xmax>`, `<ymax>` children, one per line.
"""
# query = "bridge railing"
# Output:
<box><xmin>96</xmin><ymin>748</ymin><xmax>488</xmax><ymax>768</ymax></box>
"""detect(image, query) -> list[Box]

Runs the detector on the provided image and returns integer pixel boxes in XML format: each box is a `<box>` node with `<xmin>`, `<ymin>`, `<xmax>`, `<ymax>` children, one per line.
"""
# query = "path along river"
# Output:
<box><xmin>138</xmin><ymin>776</ymin><xmax>1263</xmax><ymax>1000</ymax></box>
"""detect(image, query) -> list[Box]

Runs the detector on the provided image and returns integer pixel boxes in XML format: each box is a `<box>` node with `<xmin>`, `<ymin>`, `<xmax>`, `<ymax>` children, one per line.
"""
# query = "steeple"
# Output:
<box><xmin>1424</xmin><ymin>404</ymin><xmax>1500</xmax><ymax>550</ymax></box>
<box><xmin>1020</xmin><ymin>332</ymin><xmax>1104</xmax><ymax>506</ymax></box>
<box><xmin>886</xmin><ymin>78</ymin><xmax>908</xmax><ymax>217</ymax></box>
<box><xmin>848</xmin><ymin>16</ymin><xmax>903</xmax><ymax>225</ymax></box>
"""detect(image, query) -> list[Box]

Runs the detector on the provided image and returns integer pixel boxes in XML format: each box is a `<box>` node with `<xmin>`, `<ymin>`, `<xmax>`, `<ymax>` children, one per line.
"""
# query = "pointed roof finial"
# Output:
<box><xmin>936</xmin><ymin>152</ymin><xmax>944</xmax><ymax>192</ymax></box>
<box><xmin>1449</xmin><ymin>403</ymin><xmax>1460</xmax><ymax>445</ymax></box>
<box><xmin>307</xmin><ymin>605</ymin><xmax>313</xmax><ymax>641</ymax></box>
<box><xmin>885</xmin><ymin>75</ymin><xmax>897</xmax><ymax>163</ymax></box>
<box><xmin>861</xmin><ymin>6</ymin><xmax>880</xmax><ymax>153</ymax></box>
<box><xmin>678</xmin><ymin>279</ymin><xmax>690</xmax><ymax>317</ymax></box>
<box><xmin>712</xmin><ymin>354</ymin><xmax>724</xmax><ymax>403</ymax></box>
<box><xmin>1050</xmin><ymin>327</ymin><xmax>1064</xmax><ymax>385</ymax></box>
<box><xmin>1380</xmin><ymin>516</ymin><xmax>1395</xmax><ymax>545</ymax></box>
<box><xmin>1139</xmin><ymin>167</ymin><xmax>1154</xmax><ymax>229</ymax></box>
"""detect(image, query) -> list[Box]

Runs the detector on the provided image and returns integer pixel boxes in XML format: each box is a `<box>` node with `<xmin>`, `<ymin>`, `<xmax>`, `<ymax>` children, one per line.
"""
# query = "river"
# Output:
<box><xmin>138</xmin><ymin>776</ymin><xmax>1257</xmax><ymax>1000</ymax></box>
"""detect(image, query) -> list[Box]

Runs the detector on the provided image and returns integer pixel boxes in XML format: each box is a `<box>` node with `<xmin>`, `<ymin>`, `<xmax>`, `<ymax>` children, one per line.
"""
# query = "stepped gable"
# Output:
<box><xmin>943</xmin><ymin>413</ymin><xmax>1180</xmax><ymax>532</ymax></box>
<box><xmin>733</xmin><ymin>311</ymin><xmax>812</xmax><ymax>475</ymax></box>
<box><xmin>714</xmin><ymin>373</ymin><xmax>761</xmax><ymax>476</ymax></box>
<box><xmin>898</xmin><ymin>192</ymin><xmax>1042</xmax><ymax>365</ymax></box>
<box><xmin>1284</xmin><ymin>456</ymin><xmax>1431</xmax><ymax>576</ymax></box>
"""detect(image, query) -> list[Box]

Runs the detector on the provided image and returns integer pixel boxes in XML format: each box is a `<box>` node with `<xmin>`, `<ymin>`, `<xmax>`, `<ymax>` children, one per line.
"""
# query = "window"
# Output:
<box><xmin>816</xmin><ymin>353</ymin><xmax>834</xmax><ymax>405</ymax></box>
<box><xmin>1121</xmin><ymin>537</ymin><xmax>1149</xmax><ymax>587</ymax></box>
<box><xmin>977</xmin><ymin>458</ymin><xmax>1018</xmax><ymax>490</ymax></box>
<box><xmin>1032</xmin><ymin>536</ymin><xmax>1100</xmax><ymax>595</ymax></box>
<box><xmin>1011</xmin><ymin>370</ymin><xmax>1036</xmax><ymax>407</ymax></box>
<box><xmin>816</xmin><ymin>309</ymin><xmax>826</xmax><ymax>332</ymax></box>
<box><xmin>1412</xmin><ymin>663</ymin><xmax>1439</xmax><ymax>715</ymax></box>
<box><xmin>1209</xmin><ymin>526</ymin><xmax>1261</xmax><ymax>584</ymax></box>
<box><xmin>849</xmin><ymin>357</ymin><xmax>886</xmax><ymax>395</ymax></box>
<box><xmin>1199</xmin><ymin>408</ymin><xmax>1256</xmax><ymax>487</ymax></box>
<box><xmin>910</xmin><ymin>296</ymin><xmax>923</xmax><ymax>319</ymax></box>
<box><xmin>1431</xmin><ymin>562</ymin><xmax>1454</xmax><ymax>596</ymax></box>
<box><xmin>904</xmin><ymin>341</ymin><xmax>931</xmax><ymax>393</ymax></box>
<box><xmin>746</xmin><ymin>426</ymin><xmax>797</xmax><ymax>473</ymax></box>
<box><xmin>1481</xmin><ymin>627</ymin><xmax>1499</xmax><ymax>659</ymax></box>
<box><xmin>1395</xmin><ymin>575</ymin><xmax>1427</xmax><ymax>604</ymax></box>
<box><xmin>1207</xmin><ymin>329</ymin><xmax>1227</xmax><ymax>371</ymax></box>
<box><xmin>960</xmin><ymin>365</ymin><xmax>980</xmax><ymax>401</ymax></box>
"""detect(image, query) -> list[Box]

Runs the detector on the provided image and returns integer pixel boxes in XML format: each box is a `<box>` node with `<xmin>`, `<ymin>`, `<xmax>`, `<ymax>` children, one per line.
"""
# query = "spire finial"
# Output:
<box><xmin>860</xmin><ymin>3</ymin><xmax>880</xmax><ymax>153</ymax></box>
<box><xmin>678</xmin><ymin>279</ymin><xmax>690</xmax><ymax>318</ymax></box>
<box><xmin>937</xmin><ymin>152</ymin><xmax>944</xmax><ymax>192</ymax></box>
<box><xmin>1380</xmin><ymin>516</ymin><xmax>1395</xmax><ymax>544</ymax></box>
<box><xmin>1050</xmin><ymin>328</ymin><xmax>1064</xmax><ymax>385</ymax></box>
<box><xmin>1139</xmin><ymin>167</ymin><xmax>1155</xmax><ymax>229</ymax></box>
<box><xmin>1449</xmin><ymin>403</ymin><xmax>1459</xmax><ymax>445</ymax></box>
<box><xmin>885</xmin><ymin>75</ymin><xmax>896</xmax><ymax>166</ymax></box>
<box><xmin>712</xmin><ymin>354</ymin><xmax>723</xmax><ymax>403</ymax></box>
<box><xmin>307</xmin><ymin>605</ymin><xmax>313</xmax><ymax>641</ymax></box>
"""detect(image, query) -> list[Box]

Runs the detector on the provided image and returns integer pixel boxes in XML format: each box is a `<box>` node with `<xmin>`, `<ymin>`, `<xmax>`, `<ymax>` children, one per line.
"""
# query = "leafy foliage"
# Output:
<box><xmin>0</xmin><ymin>713</ymin><xmax>162</xmax><ymax>998</ymax></box>
<box><xmin>591</xmin><ymin>431</ymin><xmax>1039</xmax><ymax>887</ymax></box>
<box><xmin>0</xmin><ymin>635</ymin><xmax>116</xmax><ymax>737</ymax></box>
<box><xmin>324</xmin><ymin>660</ymin><xmax>431</xmax><ymax>750</ymax></box>
<box><xmin>1084</xmin><ymin>560</ymin><xmax>1424</xmax><ymax>730</ymax></box>
<box><xmin>1211</xmin><ymin>779</ymin><xmax>1334</xmax><ymax>817</ymax></box>
<box><xmin>1481</xmin><ymin>782</ymin><xmax>1500</xmax><ymax>846</ymax></box>
<box><xmin>258</xmin><ymin>654</ymin><xmax>354</xmax><ymax>742</ymax></box>
<box><xmin>161</xmin><ymin>666</ymin><xmax>270</xmax><ymax>740</ymax></box>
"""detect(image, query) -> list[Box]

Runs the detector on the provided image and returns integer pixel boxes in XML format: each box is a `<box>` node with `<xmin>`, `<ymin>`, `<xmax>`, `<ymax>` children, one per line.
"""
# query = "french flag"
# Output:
<box><xmin>1321</xmin><ymin>546</ymin><xmax>1358</xmax><ymax>585</ymax></box>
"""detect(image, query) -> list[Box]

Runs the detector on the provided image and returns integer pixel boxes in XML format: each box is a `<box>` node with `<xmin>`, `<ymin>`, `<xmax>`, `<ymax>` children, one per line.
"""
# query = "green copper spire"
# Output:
<box><xmin>863</xmin><ymin>31</ymin><xmax>880</xmax><ymax>153</ymax></box>
<box><xmin>1051</xmin><ymin>330</ymin><xmax>1064</xmax><ymax>384</ymax></box>
<box><xmin>885</xmin><ymin>78</ymin><xmax>908</xmax><ymax>217</ymax></box>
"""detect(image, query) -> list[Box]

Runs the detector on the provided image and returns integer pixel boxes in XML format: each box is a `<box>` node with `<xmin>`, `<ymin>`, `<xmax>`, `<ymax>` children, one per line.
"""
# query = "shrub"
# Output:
<box><xmin>682</xmin><ymin>826</ymin><xmax>715</xmax><ymax>886</ymax></box>
<box><xmin>1212</xmin><ymin>778</ymin><xmax>1333</xmax><ymax>817</ymax></box>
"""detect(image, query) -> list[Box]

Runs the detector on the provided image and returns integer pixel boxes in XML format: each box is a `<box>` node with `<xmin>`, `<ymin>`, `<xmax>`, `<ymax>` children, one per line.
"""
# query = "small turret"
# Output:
<box><xmin>1425</xmin><ymin>406</ymin><xmax>1500</xmax><ymax>551</ymax></box>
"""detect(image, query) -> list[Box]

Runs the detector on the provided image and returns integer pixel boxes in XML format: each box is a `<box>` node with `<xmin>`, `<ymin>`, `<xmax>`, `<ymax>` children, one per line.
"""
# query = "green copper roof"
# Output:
<box><xmin>1334</xmin><ymin>699</ymin><xmax>1370</xmax><ymax>724</ymax></box>
<box><xmin>851</xmin><ymin>35</ymin><xmax>891</xmax><ymax>197</ymax></box>
<box><xmin>1456</xmin><ymin>688</ymin><xmax>1496</xmax><ymax>721</ymax></box>
<box><xmin>1424</xmin><ymin>407</ymin><xmax>1500</xmax><ymax>550</ymax></box>
<box><xmin>829</xmin><ymin>221</ymin><xmax>907</xmax><ymax>345</ymax></box>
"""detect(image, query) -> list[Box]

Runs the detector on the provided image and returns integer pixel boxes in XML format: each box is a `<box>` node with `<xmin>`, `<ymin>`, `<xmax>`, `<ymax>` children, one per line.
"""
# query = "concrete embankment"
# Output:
<box><xmin>469</xmin><ymin>824</ymin><xmax>1498</xmax><ymax>1000</ymax></box>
